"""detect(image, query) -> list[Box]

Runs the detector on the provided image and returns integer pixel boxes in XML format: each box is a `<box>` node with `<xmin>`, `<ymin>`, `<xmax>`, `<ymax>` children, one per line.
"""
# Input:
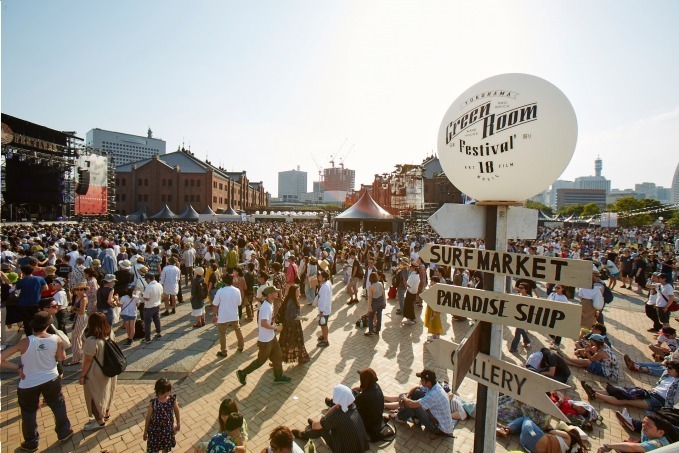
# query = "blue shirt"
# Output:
<box><xmin>419</xmin><ymin>382</ymin><xmax>455</xmax><ymax>434</ymax></box>
<box><xmin>15</xmin><ymin>276</ymin><xmax>47</xmax><ymax>307</ymax></box>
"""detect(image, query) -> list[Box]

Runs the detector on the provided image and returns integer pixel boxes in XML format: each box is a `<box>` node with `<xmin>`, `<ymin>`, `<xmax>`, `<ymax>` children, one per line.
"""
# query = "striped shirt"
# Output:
<box><xmin>320</xmin><ymin>405</ymin><xmax>369</xmax><ymax>453</ymax></box>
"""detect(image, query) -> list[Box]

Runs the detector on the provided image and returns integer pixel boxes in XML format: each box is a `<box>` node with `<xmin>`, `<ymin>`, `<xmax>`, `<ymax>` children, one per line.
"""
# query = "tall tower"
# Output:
<box><xmin>595</xmin><ymin>156</ymin><xmax>602</xmax><ymax>177</ymax></box>
<box><xmin>672</xmin><ymin>162</ymin><xmax>679</xmax><ymax>203</ymax></box>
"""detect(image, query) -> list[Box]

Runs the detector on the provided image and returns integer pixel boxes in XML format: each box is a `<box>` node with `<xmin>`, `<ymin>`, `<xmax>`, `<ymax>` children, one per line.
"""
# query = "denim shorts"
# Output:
<box><xmin>121</xmin><ymin>314</ymin><xmax>137</xmax><ymax>322</ymax></box>
<box><xmin>587</xmin><ymin>361</ymin><xmax>605</xmax><ymax>377</ymax></box>
<box><xmin>646</xmin><ymin>392</ymin><xmax>665</xmax><ymax>410</ymax></box>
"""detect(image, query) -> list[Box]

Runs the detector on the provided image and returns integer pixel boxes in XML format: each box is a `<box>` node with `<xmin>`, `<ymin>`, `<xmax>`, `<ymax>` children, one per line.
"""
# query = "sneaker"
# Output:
<box><xmin>274</xmin><ymin>375</ymin><xmax>292</xmax><ymax>384</ymax></box>
<box><xmin>236</xmin><ymin>369</ymin><xmax>246</xmax><ymax>386</ymax></box>
<box><xmin>83</xmin><ymin>420</ymin><xmax>106</xmax><ymax>431</ymax></box>
<box><xmin>154</xmin><ymin>334</ymin><xmax>162</xmax><ymax>340</ymax></box>
<box><xmin>317</xmin><ymin>341</ymin><xmax>330</xmax><ymax>347</ymax></box>
<box><xmin>364</xmin><ymin>330</ymin><xmax>374</xmax><ymax>336</ymax></box>
<box><xmin>141</xmin><ymin>338</ymin><xmax>151</xmax><ymax>343</ymax></box>
<box><xmin>19</xmin><ymin>442</ymin><xmax>38</xmax><ymax>452</ymax></box>
<box><xmin>161</xmin><ymin>310</ymin><xmax>170</xmax><ymax>317</ymax></box>
<box><xmin>616</xmin><ymin>409</ymin><xmax>634</xmax><ymax>431</ymax></box>
<box><xmin>125</xmin><ymin>338</ymin><xmax>133</xmax><ymax>346</ymax></box>
<box><xmin>59</xmin><ymin>429</ymin><xmax>74</xmax><ymax>443</ymax></box>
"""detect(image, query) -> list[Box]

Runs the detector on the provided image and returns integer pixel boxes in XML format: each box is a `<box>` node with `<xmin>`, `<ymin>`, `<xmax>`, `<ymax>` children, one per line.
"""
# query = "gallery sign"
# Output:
<box><xmin>437</xmin><ymin>73</ymin><xmax>578</xmax><ymax>202</ymax></box>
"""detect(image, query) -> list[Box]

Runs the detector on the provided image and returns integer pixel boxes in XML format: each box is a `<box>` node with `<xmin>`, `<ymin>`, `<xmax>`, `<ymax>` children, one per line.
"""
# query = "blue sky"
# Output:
<box><xmin>2</xmin><ymin>0</ymin><xmax>678</xmax><ymax>197</ymax></box>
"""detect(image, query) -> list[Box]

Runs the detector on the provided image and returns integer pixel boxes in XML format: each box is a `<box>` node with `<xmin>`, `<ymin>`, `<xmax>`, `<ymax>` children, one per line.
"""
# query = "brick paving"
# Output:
<box><xmin>1</xmin><ymin>279</ymin><xmax>672</xmax><ymax>452</ymax></box>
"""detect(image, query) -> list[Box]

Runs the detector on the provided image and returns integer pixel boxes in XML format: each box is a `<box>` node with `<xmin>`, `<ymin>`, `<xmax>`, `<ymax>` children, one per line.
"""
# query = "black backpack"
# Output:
<box><xmin>595</xmin><ymin>281</ymin><xmax>614</xmax><ymax>304</ymax></box>
<box><xmin>199</xmin><ymin>280</ymin><xmax>209</xmax><ymax>300</ymax></box>
<box><xmin>94</xmin><ymin>338</ymin><xmax>127</xmax><ymax>377</ymax></box>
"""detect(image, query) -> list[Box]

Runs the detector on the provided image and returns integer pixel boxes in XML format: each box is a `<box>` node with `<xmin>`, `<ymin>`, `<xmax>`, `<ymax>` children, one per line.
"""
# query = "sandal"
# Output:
<box><xmin>624</xmin><ymin>354</ymin><xmax>639</xmax><ymax>372</ymax></box>
<box><xmin>496</xmin><ymin>425</ymin><xmax>511</xmax><ymax>437</ymax></box>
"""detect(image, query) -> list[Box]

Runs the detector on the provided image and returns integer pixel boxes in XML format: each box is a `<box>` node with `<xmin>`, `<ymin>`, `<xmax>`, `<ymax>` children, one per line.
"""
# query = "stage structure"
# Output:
<box><xmin>1</xmin><ymin>114</ymin><xmax>116</xmax><ymax>221</ymax></box>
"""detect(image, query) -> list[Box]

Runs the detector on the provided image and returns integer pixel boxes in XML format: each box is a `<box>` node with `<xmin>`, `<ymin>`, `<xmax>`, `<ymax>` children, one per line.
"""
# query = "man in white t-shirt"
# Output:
<box><xmin>182</xmin><ymin>244</ymin><xmax>196</xmax><ymax>286</ymax></box>
<box><xmin>236</xmin><ymin>286</ymin><xmax>291</xmax><ymax>385</ymax></box>
<box><xmin>212</xmin><ymin>274</ymin><xmax>244</xmax><ymax>357</ymax></box>
<box><xmin>50</xmin><ymin>277</ymin><xmax>69</xmax><ymax>333</ymax></box>
<box><xmin>142</xmin><ymin>273</ymin><xmax>163</xmax><ymax>342</ymax></box>
<box><xmin>160</xmin><ymin>256</ymin><xmax>181</xmax><ymax>316</ymax></box>
<box><xmin>316</xmin><ymin>271</ymin><xmax>333</xmax><ymax>347</ymax></box>
<box><xmin>655</xmin><ymin>273</ymin><xmax>676</xmax><ymax>328</ymax></box>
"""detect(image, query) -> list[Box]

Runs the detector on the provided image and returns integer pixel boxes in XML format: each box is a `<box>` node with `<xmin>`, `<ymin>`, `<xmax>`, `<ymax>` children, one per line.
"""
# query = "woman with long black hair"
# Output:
<box><xmin>278</xmin><ymin>284</ymin><xmax>310</xmax><ymax>364</ymax></box>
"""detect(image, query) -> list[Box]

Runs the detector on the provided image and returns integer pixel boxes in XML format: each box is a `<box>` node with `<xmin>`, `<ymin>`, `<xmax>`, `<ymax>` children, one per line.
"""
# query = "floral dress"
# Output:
<box><xmin>206</xmin><ymin>433</ymin><xmax>237</xmax><ymax>453</ymax></box>
<box><xmin>147</xmin><ymin>395</ymin><xmax>176</xmax><ymax>452</ymax></box>
<box><xmin>599</xmin><ymin>345</ymin><xmax>620</xmax><ymax>382</ymax></box>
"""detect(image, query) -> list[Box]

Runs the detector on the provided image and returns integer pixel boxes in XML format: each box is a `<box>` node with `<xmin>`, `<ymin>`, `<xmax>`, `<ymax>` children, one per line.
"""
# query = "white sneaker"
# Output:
<box><xmin>621</xmin><ymin>408</ymin><xmax>632</xmax><ymax>423</ymax></box>
<box><xmin>83</xmin><ymin>420</ymin><xmax>105</xmax><ymax>431</ymax></box>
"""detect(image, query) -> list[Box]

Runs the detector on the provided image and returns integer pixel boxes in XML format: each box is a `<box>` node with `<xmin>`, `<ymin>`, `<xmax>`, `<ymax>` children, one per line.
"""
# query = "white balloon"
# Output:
<box><xmin>437</xmin><ymin>73</ymin><xmax>577</xmax><ymax>202</ymax></box>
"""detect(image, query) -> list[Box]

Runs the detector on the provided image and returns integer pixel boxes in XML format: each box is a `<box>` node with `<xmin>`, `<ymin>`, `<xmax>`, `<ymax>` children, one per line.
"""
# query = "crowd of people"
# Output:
<box><xmin>0</xmin><ymin>220</ymin><xmax>678</xmax><ymax>452</ymax></box>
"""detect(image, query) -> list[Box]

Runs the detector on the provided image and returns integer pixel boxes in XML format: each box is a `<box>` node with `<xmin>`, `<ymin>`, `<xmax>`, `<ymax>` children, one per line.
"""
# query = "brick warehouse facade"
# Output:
<box><xmin>114</xmin><ymin>149</ymin><xmax>268</xmax><ymax>215</ymax></box>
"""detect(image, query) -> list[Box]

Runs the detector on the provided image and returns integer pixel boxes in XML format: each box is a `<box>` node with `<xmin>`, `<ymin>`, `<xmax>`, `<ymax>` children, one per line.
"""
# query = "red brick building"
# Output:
<box><xmin>114</xmin><ymin>148</ymin><xmax>268</xmax><ymax>215</ymax></box>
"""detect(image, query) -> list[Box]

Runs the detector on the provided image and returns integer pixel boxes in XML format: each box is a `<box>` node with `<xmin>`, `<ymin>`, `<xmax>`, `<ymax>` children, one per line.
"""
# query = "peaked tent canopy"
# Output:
<box><xmin>334</xmin><ymin>192</ymin><xmax>403</xmax><ymax>233</ymax></box>
<box><xmin>126</xmin><ymin>206</ymin><xmax>148</xmax><ymax>223</ymax></box>
<box><xmin>149</xmin><ymin>205</ymin><xmax>177</xmax><ymax>221</ymax></box>
<box><xmin>225</xmin><ymin>206</ymin><xmax>238</xmax><ymax>215</ymax></box>
<box><xmin>200</xmin><ymin>206</ymin><xmax>216</xmax><ymax>215</ymax></box>
<box><xmin>177</xmin><ymin>204</ymin><xmax>200</xmax><ymax>221</ymax></box>
<box><xmin>537</xmin><ymin>210</ymin><xmax>552</xmax><ymax>220</ymax></box>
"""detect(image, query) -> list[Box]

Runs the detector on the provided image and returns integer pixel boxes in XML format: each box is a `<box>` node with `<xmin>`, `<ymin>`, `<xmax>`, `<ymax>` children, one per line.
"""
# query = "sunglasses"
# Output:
<box><xmin>48</xmin><ymin>304</ymin><xmax>58</xmax><ymax>309</ymax></box>
<box><xmin>74</xmin><ymin>288</ymin><xmax>86</xmax><ymax>291</ymax></box>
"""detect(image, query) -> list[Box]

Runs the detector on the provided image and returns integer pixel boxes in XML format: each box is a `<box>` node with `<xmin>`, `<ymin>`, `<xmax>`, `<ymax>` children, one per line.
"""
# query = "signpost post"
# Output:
<box><xmin>433</xmin><ymin>74</ymin><xmax>579</xmax><ymax>453</ymax></box>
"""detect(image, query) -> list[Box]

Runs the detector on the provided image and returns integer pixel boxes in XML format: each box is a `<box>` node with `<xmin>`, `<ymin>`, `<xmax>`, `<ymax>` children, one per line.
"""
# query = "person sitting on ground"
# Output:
<box><xmin>193</xmin><ymin>398</ymin><xmax>248</xmax><ymax>453</ymax></box>
<box><xmin>581</xmin><ymin>360</ymin><xmax>679</xmax><ymax>411</ymax></box>
<box><xmin>597</xmin><ymin>413</ymin><xmax>677</xmax><ymax>452</ymax></box>
<box><xmin>537</xmin><ymin>347</ymin><xmax>571</xmax><ymax>384</ymax></box>
<box><xmin>559</xmin><ymin>334</ymin><xmax>620</xmax><ymax>382</ymax></box>
<box><xmin>262</xmin><ymin>426</ymin><xmax>304</xmax><ymax>453</ymax></box>
<box><xmin>206</xmin><ymin>412</ymin><xmax>246</xmax><ymax>453</ymax></box>
<box><xmin>383</xmin><ymin>369</ymin><xmax>455</xmax><ymax>437</ymax></box>
<box><xmin>625</xmin><ymin>350</ymin><xmax>679</xmax><ymax>377</ymax></box>
<box><xmin>506</xmin><ymin>417</ymin><xmax>588</xmax><ymax>453</ymax></box>
<box><xmin>549</xmin><ymin>391</ymin><xmax>601</xmax><ymax>430</ymax></box>
<box><xmin>324</xmin><ymin>368</ymin><xmax>384</xmax><ymax>442</ymax></box>
<box><xmin>292</xmin><ymin>384</ymin><xmax>369</xmax><ymax>452</ymax></box>
<box><xmin>649</xmin><ymin>326</ymin><xmax>679</xmax><ymax>362</ymax></box>
<box><xmin>575</xmin><ymin>322</ymin><xmax>611</xmax><ymax>349</ymax></box>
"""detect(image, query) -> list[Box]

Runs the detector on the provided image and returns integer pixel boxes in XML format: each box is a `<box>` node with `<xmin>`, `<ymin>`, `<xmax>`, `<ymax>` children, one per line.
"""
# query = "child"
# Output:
<box><xmin>144</xmin><ymin>378</ymin><xmax>181</xmax><ymax>453</ymax></box>
<box><xmin>649</xmin><ymin>326</ymin><xmax>679</xmax><ymax>361</ymax></box>
<box><xmin>575</xmin><ymin>323</ymin><xmax>611</xmax><ymax>350</ymax></box>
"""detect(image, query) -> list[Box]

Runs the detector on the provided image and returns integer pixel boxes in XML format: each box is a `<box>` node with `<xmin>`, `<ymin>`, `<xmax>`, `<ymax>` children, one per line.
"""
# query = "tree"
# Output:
<box><xmin>557</xmin><ymin>204</ymin><xmax>586</xmax><ymax>217</ymax></box>
<box><xmin>666</xmin><ymin>210</ymin><xmax>679</xmax><ymax>228</ymax></box>
<box><xmin>524</xmin><ymin>200</ymin><xmax>553</xmax><ymax>217</ymax></box>
<box><xmin>609</xmin><ymin>196</ymin><xmax>653</xmax><ymax>227</ymax></box>
<box><xmin>581</xmin><ymin>202</ymin><xmax>601</xmax><ymax>216</ymax></box>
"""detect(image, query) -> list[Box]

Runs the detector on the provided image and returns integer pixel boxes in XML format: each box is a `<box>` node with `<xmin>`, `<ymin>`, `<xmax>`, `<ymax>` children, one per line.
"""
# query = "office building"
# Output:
<box><xmin>86</xmin><ymin>127</ymin><xmax>166</xmax><ymax>167</ymax></box>
<box><xmin>323</xmin><ymin>166</ymin><xmax>355</xmax><ymax>192</ymax></box>
<box><xmin>278</xmin><ymin>168</ymin><xmax>307</xmax><ymax>202</ymax></box>
<box><xmin>672</xmin><ymin>162</ymin><xmax>679</xmax><ymax>203</ymax></box>
<box><xmin>556</xmin><ymin>188</ymin><xmax>606</xmax><ymax>210</ymax></box>
<box><xmin>574</xmin><ymin>157</ymin><xmax>611</xmax><ymax>194</ymax></box>
<box><xmin>635</xmin><ymin>182</ymin><xmax>657</xmax><ymax>201</ymax></box>
<box><xmin>549</xmin><ymin>180</ymin><xmax>575</xmax><ymax>208</ymax></box>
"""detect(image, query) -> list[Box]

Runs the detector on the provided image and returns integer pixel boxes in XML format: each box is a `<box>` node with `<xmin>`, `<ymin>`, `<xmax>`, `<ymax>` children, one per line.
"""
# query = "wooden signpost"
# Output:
<box><xmin>427</xmin><ymin>337</ymin><xmax>570</xmax><ymax>421</ymax></box>
<box><xmin>421</xmin><ymin>283</ymin><xmax>582</xmax><ymax>338</ymax></box>
<box><xmin>419</xmin><ymin>243</ymin><xmax>593</xmax><ymax>288</ymax></box>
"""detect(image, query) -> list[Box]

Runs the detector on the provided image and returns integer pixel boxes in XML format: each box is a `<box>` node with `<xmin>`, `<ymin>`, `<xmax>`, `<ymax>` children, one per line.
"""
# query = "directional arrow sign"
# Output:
<box><xmin>428</xmin><ymin>204</ymin><xmax>538</xmax><ymax>239</ymax></box>
<box><xmin>426</xmin><ymin>339</ymin><xmax>569</xmax><ymax>421</ymax></box>
<box><xmin>419</xmin><ymin>244</ymin><xmax>593</xmax><ymax>288</ymax></box>
<box><xmin>421</xmin><ymin>283</ymin><xmax>582</xmax><ymax>339</ymax></box>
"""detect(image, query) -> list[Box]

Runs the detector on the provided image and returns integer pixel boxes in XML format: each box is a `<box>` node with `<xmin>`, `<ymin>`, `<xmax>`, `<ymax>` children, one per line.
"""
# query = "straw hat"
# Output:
<box><xmin>72</xmin><ymin>282</ymin><xmax>88</xmax><ymax>290</ymax></box>
<box><xmin>118</xmin><ymin>260</ymin><xmax>132</xmax><ymax>270</ymax></box>
<box><xmin>44</xmin><ymin>266</ymin><xmax>57</xmax><ymax>276</ymax></box>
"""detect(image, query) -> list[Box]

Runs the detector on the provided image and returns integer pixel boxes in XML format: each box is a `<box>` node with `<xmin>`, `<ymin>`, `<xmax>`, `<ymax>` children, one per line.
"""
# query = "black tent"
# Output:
<box><xmin>149</xmin><ymin>205</ymin><xmax>177</xmax><ymax>221</ymax></box>
<box><xmin>125</xmin><ymin>206</ymin><xmax>148</xmax><ymax>223</ymax></box>
<box><xmin>177</xmin><ymin>204</ymin><xmax>200</xmax><ymax>222</ymax></box>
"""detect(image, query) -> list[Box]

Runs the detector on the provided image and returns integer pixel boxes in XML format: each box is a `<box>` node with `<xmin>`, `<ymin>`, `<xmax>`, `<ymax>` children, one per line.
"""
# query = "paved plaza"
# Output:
<box><xmin>0</xmin><ymin>277</ymin><xmax>671</xmax><ymax>452</ymax></box>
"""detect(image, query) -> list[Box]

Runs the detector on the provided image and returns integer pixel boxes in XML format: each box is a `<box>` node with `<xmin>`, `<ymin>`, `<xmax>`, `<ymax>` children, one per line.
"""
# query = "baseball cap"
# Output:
<box><xmin>415</xmin><ymin>369</ymin><xmax>436</xmax><ymax>382</ymax></box>
<box><xmin>53</xmin><ymin>277</ymin><xmax>65</xmax><ymax>285</ymax></box>
<box><xmin>589</xmin><ymin>334</ymin><xmax>605</xmax><ymax>342</ymax></box>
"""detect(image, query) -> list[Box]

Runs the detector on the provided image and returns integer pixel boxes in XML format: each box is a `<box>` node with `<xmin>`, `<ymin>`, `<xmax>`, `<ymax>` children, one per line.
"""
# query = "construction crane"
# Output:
<box><xmin>328</xmin><ymin>138</ymin><xmax>347</xmax><ymax>168</ymax></box>
<box><xmin>338</xmin><ymin>144</ymin><xmax>354</xmax><ymax>169</ymax></box>
<box><xmin>311</xmin><ymin>155</ymin><xmax>323</xmax><ymax>182</ymax></box>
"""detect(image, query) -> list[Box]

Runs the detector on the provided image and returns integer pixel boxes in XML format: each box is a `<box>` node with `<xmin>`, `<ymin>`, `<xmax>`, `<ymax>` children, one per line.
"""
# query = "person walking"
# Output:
<box><xmin>316</xmin><ymin>270</ymin><xmax>333</xmax><ymax>347</ymax></box>
<box><xmin>365</xmin><ymin>272</ymin><xmax>386</xmax><ymax>337</ymax></box>
<box><xmin>80</xmin><ymin>312</ymin><xmax>117</xmax><ymax>431</ymax></box>
<box><xmin>15</xmin><ymin>265</ymin><xmax>48</xmax><ymax>336</ymax></box>
<box><xmin>160</xmin><ymin>256</ymin><xmax>180</xmax><ymax>316</ymax></box>
<box><xmin>96</xmin><ymin>274</ymin><xmax>118</xmax><ymax>327</ymax></box>
<box><xmin>143</xmin><ymin>378</ymin><xmax>181</xmax><ymax>453</ymax></box>
<box><xmin>279</xmin><ymin>285</ymin><xmax>310</xmax><ymax>364</ymax></box>
<box><xmin>236</xmin><ymin>286</ymin><xmax>291</xmax><ymax>385</ymax></box>
<box><xmin>66</xmin><ymin>282</ymin><xmax>89</xmax><ymax>365</ymax></box>
<box><xmin>190</xmin><ymin>267</ymin><xmax>207</xmax><ymax>328</ymax></box>
<box><xmin>0</xmin><ymin>311</ymin><xmax>73</xmax><ymax>451</ymax></box>
<box><xmin>509</xmin><ymin>283</ymin><xmax>533</xmax><ymax>352</ymax></box>
<box><xmin>212</xmin><ymin>273</ymin><xmax>245</xmax><ymax>357</ymax></box>
<box><xmin>142</xmin><ymin>273</ymin><xmax>163</xmax><ymax>342</ymax></box>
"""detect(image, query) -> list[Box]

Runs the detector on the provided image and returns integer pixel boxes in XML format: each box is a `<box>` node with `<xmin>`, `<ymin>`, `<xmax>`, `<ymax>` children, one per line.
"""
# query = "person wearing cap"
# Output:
<box><xmin>50</xmin><ymin>277</ymin><xmax>69</xmax><ymax>333</ymax></box>
<box><xmin>15</xmin><ymin>265</ymin><xmax>48</xmax><ymax>337</ymax></box>
<box><xmin>160</xmin><ymin>256</ymin><xmax>181</xmax><ymax>316</ymax></box>
<box><xmin>236</xmin><ymin>285</ymin><xmax>291</xmax><ymax>385</ymax></box>
<box><xmin>96</xmin><ymin>274</ymin><xmax>119</xmax><ymax>327</ymax></box>
<box><xmin>0</xmin><ymin>311</ymin><xmax>73</xmax><ymax>450</ymax></box>
<box><xmin>114</xmin><ymin>259</ymin><xmax>134</xmax><ymax>298</ymax></box>
<box><xmin>649</xmin><ymin>326</ymin><xmax>679</xmax><ymax>361</ymax></box>
<box><xmin>402</xmin><ymin>261</ymin><xmax>420</xmax><ymax>325</ymax></box>
<box><xmin>384</xmin><ymin>369</ymin><xmax>455</xmax><ymax>436</ymax></box>
<box><xmin>292</xmin><ymin>384</ymin><xmax>369</xmax><ymax>451</ymax></box>
<box><xmin>560</xmin><ymin>333</ymin><xmax>620</xmax><ymax>382</ymax></box>
<box><xmin>315</xmin><ymin>270</ymin><xmax>332</xmax><ymax>347</ymax></box>
<box><xmin>142</xmin><ymin>272</ymin><xmax>163</xmax><ymax>342</ymax></box>
<box><xmin>655</xmin><ymin>273</ymin><xmax>676</xmax><ymax>328</ymax></box>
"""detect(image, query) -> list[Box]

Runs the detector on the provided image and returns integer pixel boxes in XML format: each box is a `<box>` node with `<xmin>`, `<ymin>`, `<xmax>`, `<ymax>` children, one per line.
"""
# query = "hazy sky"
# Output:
<box><xmin>2</xmin><ymin>0</ymin><xmax>678</xmax><ymax>197</ymax></box>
